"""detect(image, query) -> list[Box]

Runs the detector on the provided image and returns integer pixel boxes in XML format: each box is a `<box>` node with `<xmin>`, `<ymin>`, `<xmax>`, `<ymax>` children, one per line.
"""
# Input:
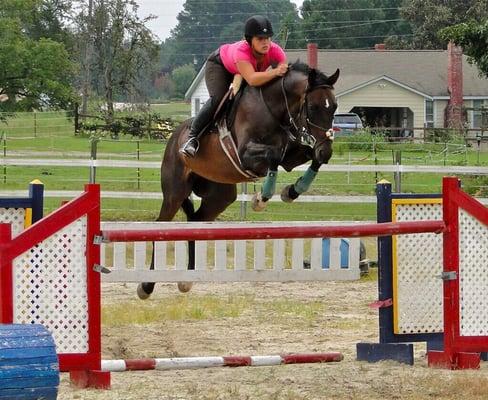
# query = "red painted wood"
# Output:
<box><xmin>4</xmin><ymin>186</ymin><xmax>100</xmax><ymax>260</ymax></box>
<box><xmin>102</xmin><ymin>220</ymin><xmax>446</xmax><ymax>243</ymax></box>
<box><xmin>85</xmin><ymin>184</ymin><xmax>103</xmax><ymax>374</ymax></box>
<box><xmin>0</xmin><ymin>224</ymin><xmax>13</xmax><ymax>323</ymax></box>
<box><xmin>442</xmin><ymin>177</ymin><xmax>459</xmax><ymax>364</ymax></box>
<box><xmin>223</xmin><ymin>356</ymin><xmax>252</xmax><ymax>367</ymax></box>
<box><xmin>70</xmin><ymin>370</ymin><xmax>111</xmax><ymax>389</ymax></box>
<box><xmin>282</xmin><ymin>352</ymin><xmax>343</xmax><ymax>364</ymax></box>
<box><xmin>125</xmin><ymin>359</ymin><xmax>157</xmax><ymax>370</ymax></box>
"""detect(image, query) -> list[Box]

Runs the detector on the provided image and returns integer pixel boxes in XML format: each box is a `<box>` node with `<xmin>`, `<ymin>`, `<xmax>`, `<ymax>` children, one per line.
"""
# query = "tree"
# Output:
<box><xmin>77</xmin><ymin>0</ymin><xmax>159</xmax><ymax>121</ymax></box>
<box><xmin>440</xmin><ymin>20</ymin><xmax>488</xmax><ymax>78</ymax></box>
<box><xmin>163</xmin><ymin>0</ymin><xmax>298</xmax><ymax>69</ymax></box>
<box><xmin>298</xmin><ymin>0</ymin><xmax>409</xmax><ymax>49</ymax></box>
<box><xmin>0</xmin><ymin>0</ymin><xmax>76</xmax><ymax>116</ymax></box>
<box><xmin>171</xmin><ymin>64</ymin><xmax>196</xmax><ymax>99</ymax></box>
<box><xmin>389</xmin><ymin>0</ymin><xmax>488</xmax><ymax>49</ymax></box>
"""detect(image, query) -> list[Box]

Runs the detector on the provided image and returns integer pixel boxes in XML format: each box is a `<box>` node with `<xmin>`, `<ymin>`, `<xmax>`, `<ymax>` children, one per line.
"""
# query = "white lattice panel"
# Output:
<box><xmin>13</xmin><ymin>216</ymin><xmax>89</xmax><ymax>354</ymax></box>
<box><xmin>394</xmin><ymin>202</ymin><xmax>443</xmax><ymax>334</ymax></box>
<box><xmin>459</xmin><ymin>210</ymin><xmax>488</xmax><ymax>336</ymax></box>
<box><xmin>0</xmin><ymin>207</ymin><xmax>26</xmax><ymax>237</ymax></box>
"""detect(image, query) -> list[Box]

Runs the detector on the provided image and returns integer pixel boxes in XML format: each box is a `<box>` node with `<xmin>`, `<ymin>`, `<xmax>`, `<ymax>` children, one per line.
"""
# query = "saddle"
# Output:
<box><xmin>211</xmin><ymin>76</ymin><xmax>260</xmax><ymax>180</ymax></box>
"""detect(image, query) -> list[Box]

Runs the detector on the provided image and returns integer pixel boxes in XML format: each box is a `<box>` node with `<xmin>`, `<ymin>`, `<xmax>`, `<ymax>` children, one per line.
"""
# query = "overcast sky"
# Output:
<box><xmin>135</xmin><ymin>0</ymin><xmax>304</xmax><ymax>41</ymax></box>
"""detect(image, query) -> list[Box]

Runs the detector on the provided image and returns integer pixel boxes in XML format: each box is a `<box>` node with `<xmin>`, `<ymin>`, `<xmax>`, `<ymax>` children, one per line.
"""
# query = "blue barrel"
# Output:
<box><xmin>0</xmin><ymin>324</ymin><xmax>59</xmax><ymax>400</ymax></box>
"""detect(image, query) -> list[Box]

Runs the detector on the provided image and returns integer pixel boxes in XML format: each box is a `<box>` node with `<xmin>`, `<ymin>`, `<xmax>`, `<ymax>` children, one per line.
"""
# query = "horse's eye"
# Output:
<box><xmin>324</xmin><ymin>98</ymin><xmax>330</xmax><ymax>109</ymax></box>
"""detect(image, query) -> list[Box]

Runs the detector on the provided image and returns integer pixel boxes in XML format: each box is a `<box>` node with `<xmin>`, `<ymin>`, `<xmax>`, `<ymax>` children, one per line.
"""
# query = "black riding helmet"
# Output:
<box><xmin>244</xmin><ymin>15</ymin><xmax>274</xmax><ymax>43</ymax></box>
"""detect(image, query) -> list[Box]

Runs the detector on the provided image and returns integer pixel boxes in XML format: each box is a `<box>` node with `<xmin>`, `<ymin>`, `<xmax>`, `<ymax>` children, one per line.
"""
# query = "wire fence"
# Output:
<box><xmin>2</xmin><ymin>110</ymin><xmax>488</xmax><ymax>221</ymax></box>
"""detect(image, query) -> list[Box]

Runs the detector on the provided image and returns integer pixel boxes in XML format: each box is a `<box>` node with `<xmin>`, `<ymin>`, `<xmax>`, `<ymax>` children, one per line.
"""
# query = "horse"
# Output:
<box><xmin>137</xmin><ymin>61</ymin><xmax>340</xmax><ymax>298</ymax></box>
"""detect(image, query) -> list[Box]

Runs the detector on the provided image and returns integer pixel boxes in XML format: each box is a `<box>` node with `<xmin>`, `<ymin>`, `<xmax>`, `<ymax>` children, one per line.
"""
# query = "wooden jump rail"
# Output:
<box><xmin>101</xmin><ymin>352</ymin><xmax>344</xmax><ymax>372</ymax></box>
<box><xmin>97</xmin><ymin>220</ymin><xmax>446</xmax><ymax>243</ymax></box>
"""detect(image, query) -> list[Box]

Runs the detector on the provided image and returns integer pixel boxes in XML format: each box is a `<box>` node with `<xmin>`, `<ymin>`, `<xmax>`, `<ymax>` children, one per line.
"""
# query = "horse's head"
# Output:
<box><xmin>304</xmin><ymin>67</ymin><xmax>340</xmax><ymax>164</ymax></box>
<box><xmin>281</xmin><ymin>62</ymin><xmax>339</xmax><ymax>165</ymax></box>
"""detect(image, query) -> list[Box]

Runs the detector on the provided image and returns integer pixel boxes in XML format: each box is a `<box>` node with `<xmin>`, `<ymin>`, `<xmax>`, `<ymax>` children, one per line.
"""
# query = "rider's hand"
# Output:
<box><xmin>274</xmin><ymin>63</ymin><xmax>288</xmax><ymax>77</ymax></box>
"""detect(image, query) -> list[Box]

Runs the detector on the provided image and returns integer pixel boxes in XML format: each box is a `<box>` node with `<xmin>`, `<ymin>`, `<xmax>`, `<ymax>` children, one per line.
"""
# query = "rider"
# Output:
<box><xmin>180</xmin><ymin>15</ymin><xmax>288</xmax><ymax>157</ymax></box>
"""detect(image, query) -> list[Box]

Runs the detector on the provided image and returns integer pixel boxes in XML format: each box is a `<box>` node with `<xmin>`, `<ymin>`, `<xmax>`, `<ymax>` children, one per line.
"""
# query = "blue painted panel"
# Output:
<box><xmin>0</xmin><ymin>324</ymin><xmax>59</xmax><ymax>400</ymax></box>
<box><xmin>322</xmin><ymin>238</ymin><xmax>349</xmax><ymax>269</ymax></box>
<box><xmin>0</xmin><ymin>387</ymin><xmax>58</xmax><ymax>400</ymax></box>
<box><xmin>356</xmin><ymin>342</ymin><xmax>414</xmax><ymax>365</ymax></box>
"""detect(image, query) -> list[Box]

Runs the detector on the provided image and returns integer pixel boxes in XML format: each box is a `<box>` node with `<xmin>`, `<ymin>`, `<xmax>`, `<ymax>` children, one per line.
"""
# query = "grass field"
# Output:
<box><xmin>1</xmin><ymin>107</ymin><xmax>488</xmax><ymax>221</ymax></box>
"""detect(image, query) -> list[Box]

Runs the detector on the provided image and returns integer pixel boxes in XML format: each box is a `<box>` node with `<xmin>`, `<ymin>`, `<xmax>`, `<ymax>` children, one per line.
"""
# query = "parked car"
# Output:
<box><xmin>332</xmin><ymin>113</ymin><xmax>363</xmax><ymax>135</ymax></box>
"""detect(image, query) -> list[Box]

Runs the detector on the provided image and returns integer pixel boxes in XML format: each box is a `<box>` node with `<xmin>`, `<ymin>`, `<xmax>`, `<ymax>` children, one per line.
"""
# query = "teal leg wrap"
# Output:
<box><xmin>294</xmin><ymin>167</ymin><xmax>318</xmax><ymax>194</ymax></box>
<box><xmin>261</xmin><ymin>170</ymin><xmax>278</xmax><ymax>199</ymax></box>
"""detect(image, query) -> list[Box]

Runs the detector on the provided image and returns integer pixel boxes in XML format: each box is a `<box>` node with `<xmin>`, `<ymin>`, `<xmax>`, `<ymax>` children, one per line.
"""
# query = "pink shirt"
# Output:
<box><xmin>219</xmin><ymin>40</ymin><xmax>286</xmax><ymax>75</ymax></box>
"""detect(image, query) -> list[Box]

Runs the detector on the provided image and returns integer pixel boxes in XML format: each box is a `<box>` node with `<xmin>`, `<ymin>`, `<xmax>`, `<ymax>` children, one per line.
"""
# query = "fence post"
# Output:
<box><xmin>373</xmin><ymin>137</ymin><xmax>378</xmax><ymax>183</ymax></box>
<box><xmin>240</xmin><ymin>183</ymin><xmax>247</xmax><ymax>220</ymax></box>
<box><xmin>2</xmin><ymin>131</ymin><xmax>6</xmax><ymax>184</ymax></box>
<box><xmin>33</xmin><ymin>111</ymin><xmax>37</xmax><ymax>138</ymax></box>
<box><xmin>393</xmin><ymin>150</ymin><xmax>402</xmax><ymax>193</ymax></box>
<box><xmin>136</xmin><ymin>140</ymin><xmax>140</xmax><ymax>190</ymax></box>
<box><xmin>89</xmin><ymin>137</ymin><xmax>99</xmax><ymax>184</ymax></box>
<box><xmin>74</xmin><ymin>103</ymin><xmax>80</xmax><ymax>133</ymax></box>
<box><xmin>147</xmin><ymin>114</ymin><xmax>152</xmax><ymax>139</ymax></box>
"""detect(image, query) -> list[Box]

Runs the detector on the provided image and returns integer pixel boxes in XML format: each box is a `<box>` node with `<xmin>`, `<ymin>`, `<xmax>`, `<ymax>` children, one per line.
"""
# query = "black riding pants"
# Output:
<box><xmin>190</xmin><ymin>50</ymin><xmax>233</xmax><ymax>136</ymax></box>
<box><xmin>205</xmin><ymin>50</ymin><xmax>233</xmax><ymax>109</ymax></box>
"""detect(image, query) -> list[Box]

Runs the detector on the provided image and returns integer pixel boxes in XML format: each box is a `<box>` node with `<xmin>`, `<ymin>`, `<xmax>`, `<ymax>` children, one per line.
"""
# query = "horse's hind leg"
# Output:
<box><xmin>137</xmin><ymin>164</ymin><xmax>193</xmax><ymax>299</ymax></box>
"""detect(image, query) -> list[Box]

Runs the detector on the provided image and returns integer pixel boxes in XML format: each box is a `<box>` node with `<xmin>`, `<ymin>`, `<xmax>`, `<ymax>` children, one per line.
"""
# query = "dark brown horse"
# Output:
<box><xmin>137</xmin><ymin>61</ymin><xmax>339</xmax><ymax>298</ymax></box>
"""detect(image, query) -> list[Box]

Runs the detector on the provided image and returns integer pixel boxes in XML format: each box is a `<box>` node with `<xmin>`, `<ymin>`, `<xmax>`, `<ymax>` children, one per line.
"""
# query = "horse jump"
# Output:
<box><xmin>0</xmin><ymin>177</ymin><xmax>487</xmax><ymax>391</ymax></box>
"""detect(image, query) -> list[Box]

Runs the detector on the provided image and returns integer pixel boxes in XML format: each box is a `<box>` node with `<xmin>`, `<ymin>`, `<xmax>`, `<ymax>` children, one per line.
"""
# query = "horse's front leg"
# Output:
<box><xmin>240</xmin><ymin>142</ymin><xmax>282</xmax><ymax>211</ymax></box>
<box><xmin>281</xmin><ymin>160</ymin><xmax>321</xmax><ymax>203</ymax></box>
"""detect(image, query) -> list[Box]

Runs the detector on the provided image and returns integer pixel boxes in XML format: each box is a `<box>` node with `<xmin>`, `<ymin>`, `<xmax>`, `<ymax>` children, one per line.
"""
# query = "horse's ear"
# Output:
<box><xmin>327</xmin><ymin>69</ymin><xmax>340</xmax><ymax>86</ymax></box>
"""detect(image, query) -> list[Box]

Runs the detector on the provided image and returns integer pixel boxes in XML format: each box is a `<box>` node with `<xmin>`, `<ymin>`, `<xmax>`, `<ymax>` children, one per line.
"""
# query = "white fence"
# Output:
<box><xmin>99</xmin><ymin>221</ymin><xmax>362</xmax><ymax>282</ymax></box>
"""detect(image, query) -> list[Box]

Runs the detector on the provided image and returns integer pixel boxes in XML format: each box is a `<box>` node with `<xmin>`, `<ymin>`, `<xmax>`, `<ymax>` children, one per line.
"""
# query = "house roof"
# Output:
<box><xmin>286</xmin><ymin>49</ymin><xmax>488</xmax><ymax>98</ymax></box>
<box><xmin>185</xmin><ymin>49</ymin><xmax>488</xmax><ymax>100</ymax></box>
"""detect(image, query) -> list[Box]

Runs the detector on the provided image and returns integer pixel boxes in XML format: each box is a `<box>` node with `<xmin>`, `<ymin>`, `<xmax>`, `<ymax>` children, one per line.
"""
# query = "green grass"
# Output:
<box><xmin>2</xmin><ymin>107</ymin><xmax>488</xmax><ymax>221</ymax></box>
<box><xmin>150</xmin><ymin>102</ymin><xmax>191</xmax><ymax>122</ymax></box>
<box><xmin>102</xmin><ymin>293</ymin><xmax>339</xmax><ymax>326</ymax></box>
<box><xmin>0</xmin><ymin>111</ymin><xmax>74</xmax><ymax>138</ymax></box>
<box><xmin>102</xmin><ymin>294</ymin><xmax>252</xmax><ymax>326</ymax></box>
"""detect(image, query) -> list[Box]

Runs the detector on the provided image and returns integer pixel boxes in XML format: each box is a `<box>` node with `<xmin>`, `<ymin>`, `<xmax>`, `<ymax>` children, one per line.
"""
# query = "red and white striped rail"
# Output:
<box><xmin>101</xmin><ymin>352</ymin><xmax>343</xmax><ymax>372</ymax></box>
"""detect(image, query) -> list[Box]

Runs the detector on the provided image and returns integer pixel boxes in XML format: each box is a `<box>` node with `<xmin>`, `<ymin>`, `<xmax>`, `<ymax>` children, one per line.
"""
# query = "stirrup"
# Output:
<box><xmin>179</xmin><ymin>137</ymin><xmax>199</xmax><ymax>157</ymax></box>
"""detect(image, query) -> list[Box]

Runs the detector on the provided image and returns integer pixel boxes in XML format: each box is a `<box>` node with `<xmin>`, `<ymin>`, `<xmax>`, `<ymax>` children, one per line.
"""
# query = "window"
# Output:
<box><xmin>425</xmin><ymin>100</ymin><xmax>434</xmax><ymax>128</ymax></box>
<box><xmin>473</xmin><ymin>100</ymin><xmax>485</xmax><ymax>128</ymax></box>
<box><xmin>194</xmin><ymin>98</ymin><xmax>200</xmax><ymax>115</ymax></box>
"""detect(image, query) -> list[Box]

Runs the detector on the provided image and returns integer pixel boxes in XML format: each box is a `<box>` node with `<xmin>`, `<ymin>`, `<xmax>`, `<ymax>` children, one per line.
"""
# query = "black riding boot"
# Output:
<box><xmin>180</xmin><ymin>99</ymin><xmax>216</xmax><ymax>157</ymax></box>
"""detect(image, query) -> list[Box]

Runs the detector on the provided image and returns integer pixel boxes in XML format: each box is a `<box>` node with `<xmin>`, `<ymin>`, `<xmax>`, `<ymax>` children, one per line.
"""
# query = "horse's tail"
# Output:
<box><xmin>181</xmin><ymin>197</ymin><xmax>195</xmax><ymax>220</ymax></box>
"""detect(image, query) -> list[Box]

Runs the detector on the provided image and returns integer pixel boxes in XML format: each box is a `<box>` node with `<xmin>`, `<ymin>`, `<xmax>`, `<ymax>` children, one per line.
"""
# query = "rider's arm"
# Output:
<box><xmin>236</xmin><ymin>61</ymin><xmax>288</xmax><ymax>87</ymax></box>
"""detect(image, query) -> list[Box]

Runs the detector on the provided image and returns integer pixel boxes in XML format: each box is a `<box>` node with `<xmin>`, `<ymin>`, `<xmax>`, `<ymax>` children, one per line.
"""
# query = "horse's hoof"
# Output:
<box><xmin>251</xmin><ymin>192</ymin><xmax>267</xmax><ymax>211</ymax></box>
<box><xmin>178</xmin><ymin>282</ymin><xmax>193</xmax><ymax>293</ymax></box>
<box><xmin>280</xmin><ymin>185</ymin><xmax>294</xmax><ymax>203</ymax></box>
<box><xmin>137</xmin><ymin>283</ymin><xmax>151</xmax><ymax>300</ymax></box>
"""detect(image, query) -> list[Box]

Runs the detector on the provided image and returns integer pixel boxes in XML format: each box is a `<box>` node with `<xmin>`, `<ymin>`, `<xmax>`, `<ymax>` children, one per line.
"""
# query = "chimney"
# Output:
<box><xmin>307</xmin><ymin>43</ymin><xmax>318</xmax><ymax>69</ymax></box>
<box><xmin>446</xmin><ymin>41</ymin><xmax>464</xmax><ymax>129</ymax></box>
<box><xmin>374</xmin><ymin>43</ymin><xmax>386</xmax><ymax>51</ymax></box>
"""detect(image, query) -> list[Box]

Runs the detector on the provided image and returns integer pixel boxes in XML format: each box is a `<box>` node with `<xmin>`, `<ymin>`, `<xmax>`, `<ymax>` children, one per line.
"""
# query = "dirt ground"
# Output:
<box><xmin>58</xmin><ymin>279</ymin><xmax>488</xmax><ymax>400</ymax></box>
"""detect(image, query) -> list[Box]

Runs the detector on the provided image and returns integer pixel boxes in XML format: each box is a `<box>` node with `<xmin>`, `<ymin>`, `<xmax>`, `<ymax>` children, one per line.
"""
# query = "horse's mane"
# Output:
<box><xmin>289</xmin><ymin>60</ymin><xmax>331</xmax><ymax>87</ymax></box>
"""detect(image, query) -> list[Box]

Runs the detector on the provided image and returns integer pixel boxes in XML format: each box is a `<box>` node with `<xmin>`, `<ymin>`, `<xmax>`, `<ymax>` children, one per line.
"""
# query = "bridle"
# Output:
<box><xmin>259</xmin><ymin>73</ymin><xmax>336</xmax><ymax>146</ymax></box>
<box><xmin>302</xmin><ymin>84</ymin><xmax>336</xmax><ymax>145</ymax></box>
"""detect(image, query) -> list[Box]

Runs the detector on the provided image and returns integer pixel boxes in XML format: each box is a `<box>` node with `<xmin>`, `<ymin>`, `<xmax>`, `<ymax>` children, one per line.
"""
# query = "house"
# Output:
<box><xmin>185</xmin><ymin>43</ymin><xmax>488</xmax><ymax>139</ymax></box>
